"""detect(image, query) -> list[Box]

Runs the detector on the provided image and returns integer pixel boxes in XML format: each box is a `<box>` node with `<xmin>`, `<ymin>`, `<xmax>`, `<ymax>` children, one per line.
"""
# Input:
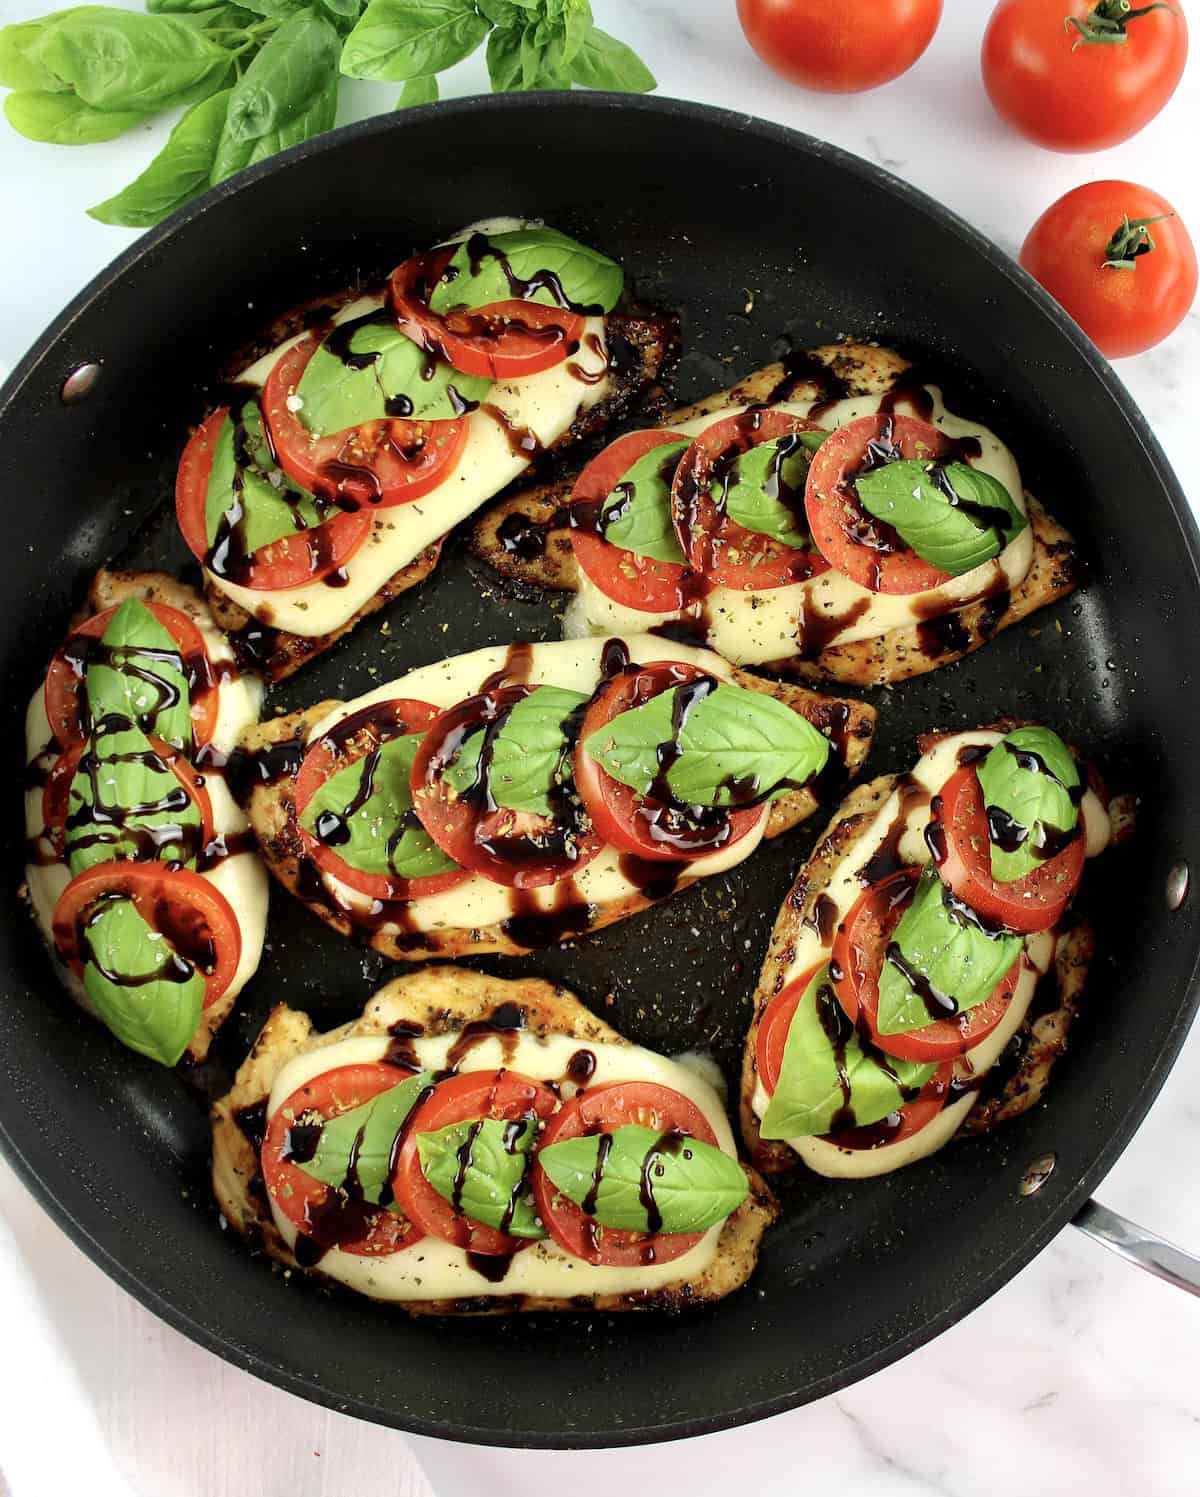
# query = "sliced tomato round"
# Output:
<box><xmin>831</xmin><ymin>866</ymin><xmax>1021</xmax><ymax>1061</ymax></box>
<box><xmin>262</xmin><ymin>336</ymin><xmax>469</xmax><ymax>509</ymax></box>
<box><xmin>176</xmin><ymin>407</ymin><xmax>373</xmax><ymax>591</ymax></box>
<box><xmin>294</xmin><ymin>697</ymin><xmax>469</xmax><ymax>902</ymax></box>
<box><xmin>533</xmin><ymin>1080</ymin><xmax>720</xmax><ymax>1267</ymax></box>
<box><xmin>263</xmin><ymin>1063</ymin><xmax>423</xmax><ymax>1258</ymax></box>
<box><xmin>670</xmin><ymin>409</ymin><xmax>830</xmax><ymax>590</ymax></box>
<box><xmin>569</xmin><ymin>430</ymin><xmax>696</xmax><ymax>612</ymax></box>
<box><xmin>42</xmin><ymin>733</ymin><xmax>215</xmax><ymax>867</ymax></box>
<box><xmin>930</xmin><ymin>764</ymin><xmax>1084</xmax><ymax>935</ymax></box>
<box><xmin>392</xmin><ymin>1069</ymin><xmax>558</xmax><ymax>1256</ymax></box>
<box><xmin>51</xmin><ymin>861</ymin><xmax>241</xmax><ymax>1010</ymax></box>
<box><xmin>573</xmin><ymin>660</ymin><xmax>764</xmax><ymax>863</ymax></box>
<box><xmin>755</xmin><ymin>963</ymin><xmax>954</xmax><ymax>1144</ymax></box>
<box><xmin>44</xmin><ymin>600</ymin><xmax>220</xmax><ymax>752</ymax></box>
<box><xmin>804</xmin><ymin>413</ymin><xmax>958</xmax><ymax>594</ymax></box>
<box><xmin>390</xmin><ymin>247</ymin><xmax>585</xmax><ymax>379</ymax></box>
<box><xmin>410</xmin><ymin>684</ymin><xmax>603</xmax><ymax>889</ymax></box>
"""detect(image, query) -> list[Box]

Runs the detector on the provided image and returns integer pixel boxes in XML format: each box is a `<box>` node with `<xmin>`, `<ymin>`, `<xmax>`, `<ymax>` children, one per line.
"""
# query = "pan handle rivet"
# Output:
<box><xmin>60</xmin><ymin>362</ymin><xmax>101</xmax><ymax>404</ymax></box>
<box><xmin>1019</xmin><ymin>1152</ymin><xmax>1056</xmax><ymax>1197</ymax></box>
<box><xmin>1166</xmin><ymin>861</ymin><xmax>1189</xmax><ymax>912</ymax></box>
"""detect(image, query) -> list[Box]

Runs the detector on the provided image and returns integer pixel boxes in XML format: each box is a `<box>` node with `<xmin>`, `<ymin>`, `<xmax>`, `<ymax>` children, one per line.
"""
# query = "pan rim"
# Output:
<box><xmin>1</xmin><ymin>90</ymin><xmax>1198</xmax><ymax>1449</ymax></box>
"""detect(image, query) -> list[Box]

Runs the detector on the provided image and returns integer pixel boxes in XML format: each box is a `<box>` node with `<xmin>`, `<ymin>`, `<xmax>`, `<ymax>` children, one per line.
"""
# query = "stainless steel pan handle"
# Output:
<box><xmin>1073</xmin><ymin>1200</ymin><xmax>1200</xmax><ymax>1296</ymax></box>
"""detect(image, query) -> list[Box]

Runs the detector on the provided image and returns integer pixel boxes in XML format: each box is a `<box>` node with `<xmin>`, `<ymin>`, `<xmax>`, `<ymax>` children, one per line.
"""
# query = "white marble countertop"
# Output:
<box><xmin>1</xmin><ymin>1</ymin><xmax>1198</xmax><ymax>1493</ymax></box>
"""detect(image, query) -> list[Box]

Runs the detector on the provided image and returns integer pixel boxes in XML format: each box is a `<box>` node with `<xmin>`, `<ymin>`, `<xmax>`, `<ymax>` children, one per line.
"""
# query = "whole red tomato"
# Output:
<box><xmin>1021</xmin><ymin>181</ymin><xmax>1197</xmax><ymax>358</ymax></box>
<box><xmin>983</xmin><ymin>0</ymin><xmax>1188</xmax><ymax>151</ymax></box>
<box><xmin>736</xmin><ymin>0</ymin><xmax>943</xmax><ymax>93</ymax></box>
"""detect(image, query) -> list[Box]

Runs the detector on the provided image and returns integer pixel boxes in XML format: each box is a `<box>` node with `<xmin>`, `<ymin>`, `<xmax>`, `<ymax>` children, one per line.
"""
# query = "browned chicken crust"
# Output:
<box><xmin>237</xmin><ymin>668</ymin><xmax>876</xmax><ymax>961</ymax></box>
<box><xmin>470</xmin><ymin>342</ymin><xmax>1083</xmax><ymax>687</ymax></box>
<box><xmin>211</xmin><ymin>966</ymin><xmax>777</xmax><ymax>1314</ymax></box>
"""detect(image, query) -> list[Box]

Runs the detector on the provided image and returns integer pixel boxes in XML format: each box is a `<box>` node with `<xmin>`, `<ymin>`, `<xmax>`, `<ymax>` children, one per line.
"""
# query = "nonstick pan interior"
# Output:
<box><xmin>1</xmin><ymin>95</ymin><xmax>1198</xmax><ymax>1446</ymax></box>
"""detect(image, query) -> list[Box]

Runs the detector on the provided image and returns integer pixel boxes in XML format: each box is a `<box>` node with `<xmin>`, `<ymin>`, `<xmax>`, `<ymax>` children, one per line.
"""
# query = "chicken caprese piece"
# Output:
<box><xmin>212</xmin><ymin>966</ymin><xmax>777</xmax><ymax>1309</ymax></box>
<box><xmin>740</xmin><ymin>723</ymin><xmax>1131</xmax><ymax>1178</ymax></box>
<box><xmin>178</xmin><ymin>218</ymin><xmax>676</xmax><ymax>681</ymax></box>
<box><xmin>472</xmin><ymin>343</ymin><xmax>1082</xmax><ymax>686</ymax></box>
<box><xmin>235</xmin><ymin>635</ymin><xmax>875</xmax><ymax>960</ymax></box>
<box><xmin>23</xmin><ymin>570</ymin><xmax>268</xmax><ymax>1065</ymax></box>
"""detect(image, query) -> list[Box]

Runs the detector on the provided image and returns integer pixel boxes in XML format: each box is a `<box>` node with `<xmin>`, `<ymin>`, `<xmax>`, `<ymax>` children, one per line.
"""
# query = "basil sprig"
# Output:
<box><xmin>441</xmin><ymin>684</ymin><xmax>587</xmax><ymax>818</ymax></box>
<box><xmin>205</xmin><ymin>398</ymin><xmax>326</xmax><ymax>556</ymax></box>
<box><xmin>295</xmin><ymin>314</ymin><xmax>493</xmax><ymax>437</ymax></box>
<box><xmin>84</xmin><ymin>597</ymin><xmax>193</xmax><ymax>752</ymax></box>
<box><xmin>81</xmin><ymin>895</ymin><xmax>205</xmax><ymax>1067</ymax></box>
<box><xmin>854</xmin><ymin>459</ymin><xmax>1027</xmax><ymax>577</ymax></box>
<box><xmin>876</xmin><ymin>866</ymin><xmax>1023</xmax><ymax>1036</ymax></box>
<box><xmin>760</xmin><ymin>965</ymin><xmax>936</xmax><ymax>1141</ymax></box>
<box><xmin>428</xmin><ymin>226</ymin><xmax>624</xmax><ymax>316</ymax></box>
<box><xmin>596</xmin><ymin>439</ymin><xmax>689</xmax><ymax>564</ymax></box>
<box><xmin>299</xmin><ymin>734</ymin><xmax>460</xmax><ymax>882</ymax></box>
<box><xmin>976</xmin><ymin>726</ymin><xmax>1082</xmax><ymax>883</ymax></box>
<box><xmin>538</xmin><ymin>1124</ymin><xmax>747</xmax><ymax>1234</ymax></box>
<box><xmin>583</xmin><ymin>679</ymin><xmax>831</xmax><ymax>810</ymax></box>
<box><xmin>418</xmin><ymin>1116</ymin><xmax>547</xmax><ymax>1238</ymax></box>
<box><xmin>717</xmin><ymin>435</ymin><xmax>818</xmax><ymax>551</ymax></box>
<box><xmin>66</xmin><ymin>723</ymin><xmax>202</xmax><ymax>876</ymax></box>
<box><xmin>2</xmin><ymin>3</ymin><xmax>655</xmax><ymax>227</ymax></box>
<box><xmin>294</xmin><ymin>1070</ymin><xmax>436</xmax><ymax>1209</ymax></box>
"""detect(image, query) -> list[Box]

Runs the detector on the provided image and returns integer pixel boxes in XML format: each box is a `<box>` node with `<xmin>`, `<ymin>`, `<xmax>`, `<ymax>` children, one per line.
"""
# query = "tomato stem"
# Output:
<box><xmin>1065</xmin><ymin>1</ymin><xmax>1177</xmax><ymax>46</ymax></box>
<box><xmin>1102</xmin><ymin>212</ymin><xmax>1173</xmax><ymax>269</ymax></box>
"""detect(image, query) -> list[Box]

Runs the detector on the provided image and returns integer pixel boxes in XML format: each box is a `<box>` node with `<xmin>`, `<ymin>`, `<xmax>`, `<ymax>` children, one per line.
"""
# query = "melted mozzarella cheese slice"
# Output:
<box><xmin>304</xmin><ymin>635</ymin><xmax>770</xmax><ymax>936</ymax></box>
<box><xmin>750</xmin><ymin>730</ymin><xmax>1111</xmax><ymax>1178</ymax></box>
<box><xmin>265</xmin><ymin>1027</ymin><xmax>736</xmax><ymax>1301</ymax></box>
<box><xmin>214</xmin><ymin>234</ymin><xmax>614</xmax><ymax>638</ymax></box>
<box><xmin>23</xmin><ymin>601</ymin><xmax>267</xmax><ymax>1011</ymax></box>
<box><xmin>564</xmin><ymin>389</ymin><xmax>1033</xmax><ymax>666</ymax></box>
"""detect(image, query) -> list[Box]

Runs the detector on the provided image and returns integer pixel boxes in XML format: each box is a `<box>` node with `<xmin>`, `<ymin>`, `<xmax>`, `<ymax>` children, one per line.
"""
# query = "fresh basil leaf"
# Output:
<box><xmin>854</xmin><ymin>458</ymin><xmax>1027</xmax><ymax>578</ymax></box>
<box><xmin>209</xmin><ymin>12</ymin><xmax>340</xmax><ymax>184</ymax></box>
<box><xmin>321</xmin><ymin>0</ymin><xmax>364</xmax><ymax>19</ymax></box>
<box><xmin>597</xmin><ymin>438</ymin><xmax>688</xmax><ymax>564</ymax></box>
<box><xmin>976</xmin><ymin>726</ymin><xmax>1081</xmax><ymax>883</ymax></box>
<box><xmin>477</xmin><ymin>0</ymin><xmax>524</xmax><ymax>26</ymax></box>
<box><xmin>877</xmin><ymin>866</ymin><xmax>1023</xmax><ymax>1036</ymax></box>
<box><xmin>220</xmin><ymin>0</ymin><xmax>309</xmax><ymax>16</ymax></box>
<box><xmin>418</xmin><ymin>1116</ymin><xmax>547</xmax><ymax>1238</ymax></box>
<box><xmin>66</xmin><ymin>723</ymin><xmax>202</xmax><ymax>875</ymax></box>
<box><xmin>760</xmin><ymin>966</ymin><xmax>936</xmax><ymax>1140</ymax></box>
<box><xmin>569</xmin><ymin>22</ymin><xmax>655</xmax><ymax>91</ymax></box>
<box><xmin>295</xmin><ymin>1070</ymin><xmax>436</xmax><ymax>1208</ymax></box>
<box><xmin>441</xmin><ymin>684</ymin><xmax>586</xmax><ymax>817</ymax></box>
<box><xmin>428</xmin><ymin>225</ymin><xmax>623</xmax><ymax>316</ymax></box>
<box><xmin>718</xmin><ymin>435</ymin><xmax>814</xmax><ymax>551</ymax></box>
<box><xmin>484</xmin><ymin>20</ymin><xmax>523</xmax><ymax>89</ymax></box>
<box><xmin>145</xmin><ymin>0</ymin><xmax>247</xmax><ymax>12</ymax></box>
<box><xmin>204</xmin><ymin>400</ymin><xmax>326</xmax><ymax>554</ymax></box>
<box><xmin>84</xmin><ymin>596</ymin><xmax>193</xmax><ymax>750</ymax></box>
<box><xmin>298</xmin><ymin>733</ymin><xmax>460</xmax><ymax>881</ymax></box>
<box><xmin>396</xmin><ymin>72</ymin><xmax>437</xmax><ymax>105</ymax></box>
<box><xmin>518</xmin><ymin>15</ymin><xmax>568</xmax><ymax>88</ymax></box>
<box><xmin>583</xmin><ymin>678</ymin><xmax>830</xmax><ymax>810</ymax></box>
<box><xmin>81</xmin><ymin>895</ymin><xmax>205</xmax><ymax>1066</ymax></box>
<box><xmin>26</xmin><ymin>10</ymin><xmax>232</xmax><ymax>112</ymax></box>
<box><xmin>0</xmin><ymin>13</ymin><xmax>82</xmax><ymax>91</ymax></box>
<box><xmin>88</xmin><ymin>87</ymin><xmax>230</xmax><ymax>227</ymax></box>
<box><xmin>538</xmin><ymin>1123</ymin><xmax>747</xmax><ymax>1234</ymax></box>
<box><xmin>340</xmin><ymin>0</ymin><xmax>488</xmax><ymax>82</ymax></box>
<box><xmin>4</xmin><ymin>88</ymin><xmax>147</xmax><ymax>143</ymax></box>
<box><xmin>295</xmin><ymin>313</ymin><xmax>492</xmax><ymax>435</ymax></box>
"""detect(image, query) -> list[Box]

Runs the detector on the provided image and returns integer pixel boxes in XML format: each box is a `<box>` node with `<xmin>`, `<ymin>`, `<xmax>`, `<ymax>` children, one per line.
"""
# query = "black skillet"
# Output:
<box><xmin>1</xmin><ymin>94</ymin><xmax>1199</xmax><ymax>1448</ymax></box>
